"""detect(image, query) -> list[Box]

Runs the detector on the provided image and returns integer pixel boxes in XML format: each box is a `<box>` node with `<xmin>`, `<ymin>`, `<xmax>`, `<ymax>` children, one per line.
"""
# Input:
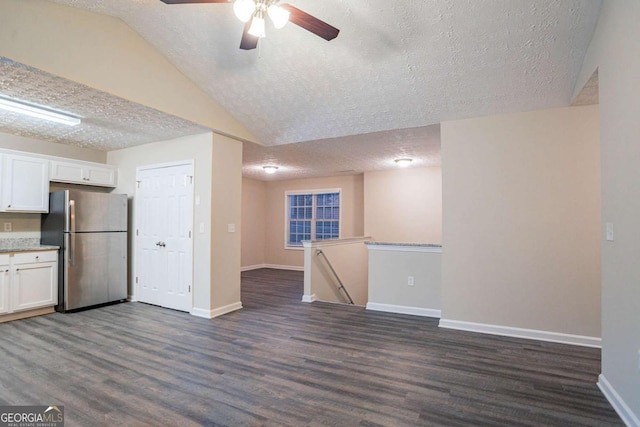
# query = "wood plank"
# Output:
<box><xmin>0</xmin><ymin>268</ymin><xmax>623</xmax><ymax>426</ymax></box>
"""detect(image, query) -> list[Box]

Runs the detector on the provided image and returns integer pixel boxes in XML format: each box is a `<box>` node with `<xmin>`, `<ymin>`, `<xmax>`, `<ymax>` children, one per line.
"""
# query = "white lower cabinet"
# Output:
<box><xmin>0</xmin><ymin>250</ymin><xmax>58</xmax><ymax>317</ymax></box>
<box><xmin>0</xmin><ymin>254</ymin><xmax>10</xmax><ymax>314</ymax></box>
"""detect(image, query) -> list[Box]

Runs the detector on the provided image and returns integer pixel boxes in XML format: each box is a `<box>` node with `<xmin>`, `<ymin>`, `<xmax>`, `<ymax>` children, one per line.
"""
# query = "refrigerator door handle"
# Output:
<box><xmin>69</xmin><ymin>199</ymin><xmax>76</xmax><ymax>266</ymax></box>
<box><xmin>70</xmin><ymin>199</ymin><xmax>76</xmax><ymax>233</ymax></box>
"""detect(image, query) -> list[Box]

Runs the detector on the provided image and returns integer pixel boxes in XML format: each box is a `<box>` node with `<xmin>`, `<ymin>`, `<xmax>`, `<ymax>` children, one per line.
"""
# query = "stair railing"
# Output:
<box><xmin>315</xmin><ymin>249</ymin><xmax>354</xmax><ymax>305</ymax></box>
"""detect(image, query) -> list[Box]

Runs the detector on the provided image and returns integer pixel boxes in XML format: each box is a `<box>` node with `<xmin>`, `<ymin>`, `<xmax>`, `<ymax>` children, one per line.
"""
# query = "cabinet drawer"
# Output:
<box><xmin>12</xmin><ymin>251</ymin><xmax>58</xmax><ymax>265</ymax></box>
<box><xmin>0</xmin><ymin>253</ymin><xmax>9</xmax><ymax>266</ymax></box>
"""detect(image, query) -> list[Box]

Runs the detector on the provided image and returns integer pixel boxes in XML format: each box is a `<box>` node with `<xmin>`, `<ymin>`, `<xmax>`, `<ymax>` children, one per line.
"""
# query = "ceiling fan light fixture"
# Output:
<box><xmin>233</xmin><ymin>0</ymin><xmax>255</xmax><ymax>23</ymax></box>
<box><xmin>394</xmin><ymin>158</ymin><xmax>413</xmax><ymax>167</ymax></box>
<box><xmin>263</xmin><ymin>165</ymin><xmax>279</xmax><ymax>174</ymax></box>
<box><xmin>267</xmin><ymin>4</ymin><xmax>290</xmax><ymax>29</ymax></box>
<box><xmin>248</xmin><ymin>14</ymin><xmax>266</xmax><ymax>38</ymax></box>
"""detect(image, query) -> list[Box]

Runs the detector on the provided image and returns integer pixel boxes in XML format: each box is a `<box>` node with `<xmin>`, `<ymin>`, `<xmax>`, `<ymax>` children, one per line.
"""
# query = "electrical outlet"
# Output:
<box><xmin>3</xmin><ymin>222</ymin><xmax>11</xmax><ymax>232</ymax></box>
<box><xmin>408</xmin><ymin>276</ymin><xmax>414</xmax><ymax>286</ymax></box>
<box><xmin>228</xmin><ymin>224</ymin><xmax>236</xmax><ymax>233</ymax></box>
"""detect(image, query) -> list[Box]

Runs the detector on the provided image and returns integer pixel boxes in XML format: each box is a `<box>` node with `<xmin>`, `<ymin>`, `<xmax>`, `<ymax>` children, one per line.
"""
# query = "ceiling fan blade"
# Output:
<box><xmin>280</xmin><ymin>4</ymin><xmax>340</xmax><ymax>41</ymax></box>
<box><xmin>240</xmin><ymin>19</ymin><xmax>259</xmax><ymax>50</ymax></box>
<box><xmin>160</xmin><ymin>0</ymin><xmax>229</xmax><ymax>4</ymax></box>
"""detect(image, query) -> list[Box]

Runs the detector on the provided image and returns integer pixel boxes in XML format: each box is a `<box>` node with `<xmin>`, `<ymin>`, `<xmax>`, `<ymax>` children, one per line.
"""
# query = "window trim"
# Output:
<box><xmin>284</xmin><ymin>188</ymin><xmax>342</xmax><ymax>250</ymax></box>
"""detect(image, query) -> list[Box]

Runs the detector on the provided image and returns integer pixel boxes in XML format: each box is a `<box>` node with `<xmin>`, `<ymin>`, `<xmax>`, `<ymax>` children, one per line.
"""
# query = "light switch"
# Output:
<box><xmin>195</xmin><ymin>195</ymin><xmax>201</xmax><ymax>206</ymax></box>
<box><xmin>606</xmin><ymin>222</ymin><xmax>614</xmax><ymax>241</ymax></box>
<box><xmin>199</xmin><ymin>223</ymin><xmax>205</xmax><ymax>233</ymax></box>
<box><xmin>228</xmin><ymin>224</ymin><xmax>236</xmax><ymax>233</ymax></box>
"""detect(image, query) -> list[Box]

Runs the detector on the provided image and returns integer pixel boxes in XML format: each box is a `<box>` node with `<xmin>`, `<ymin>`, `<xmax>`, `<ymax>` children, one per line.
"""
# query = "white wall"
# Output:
<box><xmin>364</xmin><ymin>167</ymin><xmax>442</xmax><ymax>244</ymax></box>
<box><xmin>107</xmin><ymin>133</ymin><xmax>214</xmax><ymax>313</ymax></box>
<box><xmin>108</xmin><ymin>132</ymin><xmax>242</xmax><ymax>316</ymax></box>
<box><xmin>576</xmin><ymin>1</ymin><xmax>640</xmax><ymax>423</ymax></box>
<box><xmin>367</xmin><ymin>247</ymin><xmax>441</xmax><ymax>317</ymax></box>
<box><xmin>0</xmin><ymin>132</ymin><xmax>105</xmax><ymax>163</ymax></box>
<box><xmin>241</xmin><ymin>178</ymin><xmax>266</xmax><ymax>268</ymax></box>
<box><xmin>210</xmin><ymin>135</ymin><xmax>243</xmax><ymax>313</ymax></box>
<box><xmin>441</xmin><ymin>105</ymin><xmax>601</xmax><ymax>340</ymax></box>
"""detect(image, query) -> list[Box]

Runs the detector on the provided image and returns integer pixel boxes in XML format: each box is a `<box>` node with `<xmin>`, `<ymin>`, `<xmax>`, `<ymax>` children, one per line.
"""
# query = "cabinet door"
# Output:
<box><xmin>0</xmin><ymin>255</ymin><xmax>9</xmax><ymax>314</ymax></box>
<box><xmin>50</xmin><ymin>160</ymin><xmax>117</xmax><ymax>187</ymax></box>
<box><xmin>50</xmin><ymin>160</ymin><xmax>85</xmax><ymax>183</ymax></box>
<box><xmin>1</xmin><ymin>155</ymin><xmax>49</xmax><ymax>212</ymax></box>
<box><xmin>85</xmin><ymin>164</ymin><xmax>117</xmax><ymax>187</ymax></box>
<box><xmin>11</xmin><ymin>261</ymin><xmax>57</xmax><ymax>312</ymax></box>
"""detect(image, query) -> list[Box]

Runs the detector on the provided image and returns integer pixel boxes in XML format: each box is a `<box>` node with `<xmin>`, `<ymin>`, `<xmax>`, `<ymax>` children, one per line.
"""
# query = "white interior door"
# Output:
<box><xmin>135</xmin><ymin>162</ymin><xmax>193</xmax><ymax>312</ymax></box>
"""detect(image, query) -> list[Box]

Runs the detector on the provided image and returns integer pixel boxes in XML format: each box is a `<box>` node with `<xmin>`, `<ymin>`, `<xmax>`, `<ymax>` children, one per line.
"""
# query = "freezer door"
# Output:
<box><xmin>66</xmin><ymin>190</ymin><xmax>127</xmax><ymax>232</ymax></box>
<box><xmin>64</xmin><ymin>232</ymin><xmax>127</xmax><ymax>310</ymax></box>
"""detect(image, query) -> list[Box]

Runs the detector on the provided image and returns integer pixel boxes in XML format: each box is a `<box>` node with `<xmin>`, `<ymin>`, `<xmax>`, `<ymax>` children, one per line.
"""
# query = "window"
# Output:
<box><xmin>286</xmin><ymin>190</ymin><xmax>340</xmax><ymax>248</ymax></box>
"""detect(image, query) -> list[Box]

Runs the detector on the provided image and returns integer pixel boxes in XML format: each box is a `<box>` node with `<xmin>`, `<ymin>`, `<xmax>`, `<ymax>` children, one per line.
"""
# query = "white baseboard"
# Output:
<box><xmin>438</xmin><ymin>319</ymin><xmax>602</xmax><ymax>348</ymax></box>
<box><xmin>366</xmin><ymin>302</ymin><xmax>441</xmax><ymax>318</ymax></box>
<box><xmin>127</xmin><ymin>294</ymin><xmax>137</xmax><ymax>302</ymax></box>
<box><xmin>301</xmin><ymin>294</ymin><xmax>317</xmax><ymax>303</ymax></box>
<box><xmin>598</xmin><ymin>374</ymin><xmax>640</xmax><ymax>427</ymax></box>
<box><xmin>241</xmin><ymin>264</ymin><xmax>265</xmax><ymax>272</ymax></box>
<box><xmin>241</xmin><ymin>263</ymin><xmax>304</xmax><ymax>272</ymax></box>
<box><xmin>191</xmin><ymin>302</ymin><xmax>242</xmax><ymax>319</ymax></box>
<box><xmin>265</xmin><ymin>263</ymin><xmax>304</xmax><ymax>271</ymax></box>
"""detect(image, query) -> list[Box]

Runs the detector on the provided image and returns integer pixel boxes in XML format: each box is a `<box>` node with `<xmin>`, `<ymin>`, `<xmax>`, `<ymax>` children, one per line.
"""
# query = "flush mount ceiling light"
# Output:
<box><xmin>395</xmin><ymin>158</ymin><xmax>413</xmax><ymax>167</ymax></box>
<box><xmin>263</xmin><ymin>165</ymin><xmax>279</xmax><ymax>174</ymax></box>
<box><xmin>0</xmin><ymin>96</ymin><xmax>81</xmax><ymax>126</ymax></box>
<box><xmin>160</xmin><ymin>0</ymin><xmax>339</xmax><ymax>51</ymax></box>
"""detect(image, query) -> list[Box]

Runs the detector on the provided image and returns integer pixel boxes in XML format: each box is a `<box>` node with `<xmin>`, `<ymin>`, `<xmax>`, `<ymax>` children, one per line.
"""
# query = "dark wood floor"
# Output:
<box><xmin>0</xmin><ymin>269</ymin><xmax>622</xmax><ymax>426</ymax></box>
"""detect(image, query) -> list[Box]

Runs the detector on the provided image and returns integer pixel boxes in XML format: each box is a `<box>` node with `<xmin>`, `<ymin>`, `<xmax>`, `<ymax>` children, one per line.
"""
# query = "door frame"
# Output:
<box><xmin>132</xmin><ymin>160</ymin><xmax>195</xmax><ymax>310</ymax></box>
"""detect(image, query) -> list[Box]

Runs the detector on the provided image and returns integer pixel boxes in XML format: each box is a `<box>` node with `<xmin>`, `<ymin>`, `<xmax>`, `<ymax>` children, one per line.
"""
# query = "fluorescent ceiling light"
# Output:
<box><xmin>0</xmin><ymin>96</ymin><xmax>81</xmax><ymax>126</ymax></box>
<box><xmin>263</xmin><ymin>165</ymin><xmax>279</xmax><ymax>174</ymax></box>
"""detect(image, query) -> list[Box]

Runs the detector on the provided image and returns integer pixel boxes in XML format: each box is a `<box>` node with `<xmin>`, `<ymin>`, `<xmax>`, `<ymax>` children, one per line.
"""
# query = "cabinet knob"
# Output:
<box><xmin>35</xmin><ymin>256</ymin><xmax>40</xmax><ymax>260</ymax></box>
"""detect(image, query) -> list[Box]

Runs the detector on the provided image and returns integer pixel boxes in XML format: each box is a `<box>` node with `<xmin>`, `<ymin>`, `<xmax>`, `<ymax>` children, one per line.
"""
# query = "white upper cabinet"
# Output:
<box><xmin>50</xmin><ymin>159</ymin><xmax>117</xmax><ymax>187</ymax></box>
<box><xmin>0</xmin><ymin>154</ymin><xmax>49</xmax><ymax>213</ymax></box>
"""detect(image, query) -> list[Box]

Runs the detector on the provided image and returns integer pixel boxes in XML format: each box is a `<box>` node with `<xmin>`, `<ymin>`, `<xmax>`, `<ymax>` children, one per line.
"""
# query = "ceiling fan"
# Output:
<box><xmin>160</xmin><ymin>0</ymin><xmax>340</xmax><ymax>50</ymax></box>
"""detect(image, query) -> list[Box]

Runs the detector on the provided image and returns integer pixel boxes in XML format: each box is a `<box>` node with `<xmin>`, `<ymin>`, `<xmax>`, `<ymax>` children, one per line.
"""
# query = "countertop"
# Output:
<box><xmin>0</xmin><ymin>238</ymin><xmax>59</xmax><ymax>253</ymax></box>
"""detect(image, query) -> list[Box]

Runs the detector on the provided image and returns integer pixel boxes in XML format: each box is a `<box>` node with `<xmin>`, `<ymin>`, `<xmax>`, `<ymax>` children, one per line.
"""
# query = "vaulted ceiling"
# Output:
<box><xmin>1</xmin><ymin>0</ymin><xmax>602</xmax><ymax>179</ymax></box>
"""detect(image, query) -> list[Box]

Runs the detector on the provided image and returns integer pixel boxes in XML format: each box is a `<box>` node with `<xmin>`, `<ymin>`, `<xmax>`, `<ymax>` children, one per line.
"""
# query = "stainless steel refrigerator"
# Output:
<box><xmin>41</xmin><ymin>190</ymin><xmax>128</xmax><ymax>312</ymax></box>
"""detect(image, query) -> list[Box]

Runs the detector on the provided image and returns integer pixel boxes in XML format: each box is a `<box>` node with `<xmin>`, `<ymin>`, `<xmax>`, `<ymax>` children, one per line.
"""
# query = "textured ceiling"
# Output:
<box><xmin>243</xmin><ymin>125</ymin><xmax>441</xmax><ymax>181</ymax></box>
<box><xmin>0</xmin><ymin>57</ymin><xmax>208</xmax><ymax>150</ymax></box>
<box><xmin>48</xmin><ymin>0</ymin><xmax>602</xmax><ymax>146</ymax></box>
